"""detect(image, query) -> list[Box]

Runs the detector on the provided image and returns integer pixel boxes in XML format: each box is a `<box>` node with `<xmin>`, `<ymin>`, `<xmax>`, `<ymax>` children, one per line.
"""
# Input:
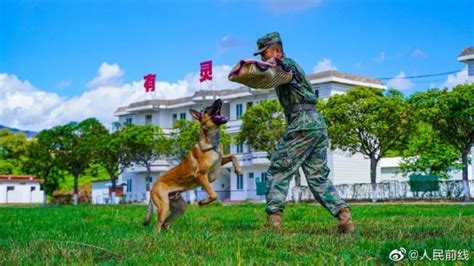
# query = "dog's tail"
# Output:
<box><xmin>143</xmin><ymin>199</ymin><xmax>154</xmax><ymax>226</ymax></box>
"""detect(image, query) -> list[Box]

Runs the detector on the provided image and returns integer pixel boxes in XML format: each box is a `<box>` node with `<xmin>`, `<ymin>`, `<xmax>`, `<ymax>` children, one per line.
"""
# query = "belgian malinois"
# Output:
<box><xmin>143</xmin><ymin>99</ymin><xmax>241</xmax><ymax>232</ymax></box>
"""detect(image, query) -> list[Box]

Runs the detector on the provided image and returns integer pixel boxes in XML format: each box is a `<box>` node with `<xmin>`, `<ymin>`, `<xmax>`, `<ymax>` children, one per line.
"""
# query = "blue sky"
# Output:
<box><xmin>0</xmin><ymin>0</ymin><xmax>472</xmax><ymax>130</ymax></box>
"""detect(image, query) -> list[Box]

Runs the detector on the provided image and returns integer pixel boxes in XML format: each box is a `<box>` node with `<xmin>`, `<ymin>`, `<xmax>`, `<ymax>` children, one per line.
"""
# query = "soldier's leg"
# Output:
<box><xmin>301</xmin><ymin>129</ymin><xmax>348</xmax><ymax>217</ymax></box>
<box><xmin>265</xmin><ymin>132</ymin><xmax>314</xmax><ymax>214</ymax></box>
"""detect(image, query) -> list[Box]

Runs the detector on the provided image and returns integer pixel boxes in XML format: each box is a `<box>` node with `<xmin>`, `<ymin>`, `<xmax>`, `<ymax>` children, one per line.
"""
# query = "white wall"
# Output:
<box><xmin>121</xmin><ymin>171</ymin><xmax>152</xmax><ymax>203</ymax></box>
<box><xmin>230</xmin><ymin>165</ymin><xmax>269</xmax><ymax>201</ymax></box>
<box><xmin>91</xmin><ymin>181</ymin><xmax>122</xmax><ymax>204</ymax></box>
<box><xmin>316</xmin><ymin>84</ymin><xmax>332</xmax><ymax>99</ymax></box>
<box><xmin>0</xmin><ymin>182</ymin><xmax>43</xmax><ymax>204</ymax></box>
<box><xmin>331</xmin><ymin>150</ymin><xmax>371</xmax><ymax>185</ymax></box>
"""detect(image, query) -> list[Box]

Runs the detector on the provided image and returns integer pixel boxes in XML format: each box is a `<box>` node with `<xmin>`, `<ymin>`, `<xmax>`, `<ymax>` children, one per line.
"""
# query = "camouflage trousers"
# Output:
<box><xmin>265</xmin><ymin>127</ymin><xmax>348</xmax><ymax>217</ymax></box>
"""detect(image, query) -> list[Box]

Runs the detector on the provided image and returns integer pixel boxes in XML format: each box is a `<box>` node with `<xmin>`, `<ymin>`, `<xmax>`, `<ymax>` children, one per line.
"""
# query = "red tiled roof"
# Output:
<box><xmin>0</xmin><ymin>175</ymin><xmax>43</xmax><ymax>183</ymax></box>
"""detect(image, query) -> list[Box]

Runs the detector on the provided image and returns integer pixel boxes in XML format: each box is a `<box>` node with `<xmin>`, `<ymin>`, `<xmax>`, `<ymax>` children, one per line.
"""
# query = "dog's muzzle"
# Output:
<box><xmin>212</xmin><ymin>115</ymin><xmax>228</xmax><ymax>125</ymax></box>
<box><xmin>208</xmin><ymin>99</ymin><xmax>228</xmax><ymax>125</ymax></box>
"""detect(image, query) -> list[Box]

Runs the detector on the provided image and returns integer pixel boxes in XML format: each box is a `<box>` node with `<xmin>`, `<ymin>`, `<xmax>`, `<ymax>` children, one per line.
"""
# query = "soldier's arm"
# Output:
<box><xmin>276</xmin><ymin>58</ymin><xmax>300</xmax><ymax>85</ymax></box>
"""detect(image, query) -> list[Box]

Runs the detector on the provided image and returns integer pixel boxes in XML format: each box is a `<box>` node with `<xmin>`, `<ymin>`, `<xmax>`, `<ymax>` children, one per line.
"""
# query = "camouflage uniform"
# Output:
<box><xmin>254</xmin><ymin>32</ymin><xmax>348</xmax><ymax>217</ymax></box>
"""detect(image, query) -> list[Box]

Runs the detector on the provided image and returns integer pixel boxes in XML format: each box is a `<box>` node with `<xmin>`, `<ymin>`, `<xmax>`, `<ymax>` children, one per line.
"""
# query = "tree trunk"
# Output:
<box><xmin>73</xmin><ymin>174</ymin><xmax>79</xmax><ymax>206</ymax></box>
<box><xmin>370</xmin><ymin>157</ymin><xmax>378</xmax><ymax>203</ymax></box>
<box><xmin>461</xmin><ymin>147</ymin><xmax>471</xmax><ymax>201</ymax></box>
<box><xmin>43</xmin><ymin>186</ymin><xmax>47</xmax><ymax>207</ymax></box>
<box><xmin>146</xmin><ymin>165</ymin><xmax>152</xmax><ymax>191</ymax></box>
<box><xmin>111</xmin><ymin>177</ymin><xmax>117</xmax><ymax>205</ymax></box>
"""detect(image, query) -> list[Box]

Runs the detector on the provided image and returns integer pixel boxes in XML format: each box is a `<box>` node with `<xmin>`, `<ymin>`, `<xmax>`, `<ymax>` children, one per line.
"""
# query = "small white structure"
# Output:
<box><xmin>458</xmin><ymin>47</ymin><xmax>474</xmax><ymax>83</ymax></box>
<box><xmin>91</xmin><ymin>180</ymin><xmax>125</xmax><ymax>204</ymax></box>
<box><xmin>0</xmin><ymin>175</ymin><xmax>44</xmax><ymax>204</ymax></box>
<box><xmin>378</xmin><ymin>155</ymin><xmax>474</xmax><ymax>182</ymax></box>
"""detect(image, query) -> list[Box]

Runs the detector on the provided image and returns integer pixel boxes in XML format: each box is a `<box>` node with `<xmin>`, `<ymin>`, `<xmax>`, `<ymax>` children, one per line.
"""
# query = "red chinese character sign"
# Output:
<box><xmin>200</xmin><ymin>60</ymin><xmax>213</xmax><ymax>82</ymax></box>
<box><xmin>144</xmin><ymin>74</ymin><xmax>156</xmax><ymax>92</ymax></box>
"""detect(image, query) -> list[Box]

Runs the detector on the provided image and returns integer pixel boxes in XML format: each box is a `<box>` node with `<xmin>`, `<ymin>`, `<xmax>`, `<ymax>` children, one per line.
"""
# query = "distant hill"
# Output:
<box><xmin>0</xmin><ymin>125</ymin><xmax>37</xmax><ymax>138</ymax></box>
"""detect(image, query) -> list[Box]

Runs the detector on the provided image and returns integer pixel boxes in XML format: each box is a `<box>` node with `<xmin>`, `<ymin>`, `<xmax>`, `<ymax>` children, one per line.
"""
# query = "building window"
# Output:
<box><xmin>237</xmin><ymin>174</ymin><xmax>243</xmax><ymax>190</ymax></box>
<box><xmin>314</xmin><ymin>89</ymin><xmax>319</xmax><ymax>99</ymax></box>
<box><xmin>145</xmin><ymin>114</ymin><xmax>152</xmax><ymax>125</ymax></box>
<box><xmin>145</xmin><ymin>115</ymin><xmax>152</xmax><ymax>125</ymax></box>
<box><xmin>236</xmin><ymin>143</ymin><xmax>243</xmax><ymax>153</ymax></box>
<box><xmin>31</xmin><ymin>186</ymin><xmax>36</xmax><ymax>191</ymax></box>
<box><xmin>248</xmin><ymin>172</ymin><xmax>254</xmax><ymax>179</ymax></box>
<box><xmin>125</xmin><ymin>117</ymin><xmax>133</xmax><ymax>124</ymax></box>
<box><xmin>126</xmin><ymin>179</ymin><xmax>132</xmax><ymax>193</ymax></box>
<box><xmin>180</xmin><ymin>112</ymin><xmax>186</xmax><ymax>120</ymax></box>
<box><xmin>7</xmin><ymin>186</ymin><xmax>14</xmax><ymax>191</ymax></box>
<box><xmin>172</xmin><ymin>114</ymin><xmax>178</xmax><ymax>125</ymax></box>
<box><xmin>246</xmin><ymin>101</ymin><xmax>253</xmax><ymax>110</ymax></box>
<box><xmin>261</xmin><ymin>172</ymin><xmax>268</xmax><ymax>182</ymax></box>
<box><xmin>236</xmin><ymin>104</ymin><xmax>243</xmax><ymax>119</ymax></box>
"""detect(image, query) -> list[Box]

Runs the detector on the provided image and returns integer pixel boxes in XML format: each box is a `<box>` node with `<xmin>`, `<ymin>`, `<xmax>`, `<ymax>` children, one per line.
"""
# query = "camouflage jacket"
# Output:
<box><xmin>275</xmin><ymin>57</ymin><xmax>326</xmax><ymax>131</ymax></box>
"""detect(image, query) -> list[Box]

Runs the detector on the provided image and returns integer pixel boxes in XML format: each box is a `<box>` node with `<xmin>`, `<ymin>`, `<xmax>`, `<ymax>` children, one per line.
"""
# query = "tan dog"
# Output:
<box><xmin>143</xmin><ymin>99</ymin><xmax>241</xmax><ymax>232</ymax></box>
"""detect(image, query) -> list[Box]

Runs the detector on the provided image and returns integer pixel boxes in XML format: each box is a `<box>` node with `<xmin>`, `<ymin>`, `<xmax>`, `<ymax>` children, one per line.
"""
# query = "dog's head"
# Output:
<box><xmin>189</xmin><ymin>99</ymin><xmax>228</xmax><ymax>129</ymax></box>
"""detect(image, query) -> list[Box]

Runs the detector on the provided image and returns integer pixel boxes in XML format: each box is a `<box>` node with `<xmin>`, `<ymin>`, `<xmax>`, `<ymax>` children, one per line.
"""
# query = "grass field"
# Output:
<box><xmin>1</xmin><ymin>203</ymin><xmax>473</xmax><ymax>264</ymax></box>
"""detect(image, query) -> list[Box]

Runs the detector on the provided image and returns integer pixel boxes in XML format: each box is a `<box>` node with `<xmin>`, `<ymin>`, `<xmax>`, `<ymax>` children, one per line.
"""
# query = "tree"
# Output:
<box><xmin>400</xmin><ymin>123</ymin><xmax>461</xmax><ymax>179</ymax></box>
<box><xmin>53</xmin><ymin>118</ymin><xmax>107</xmax><ymax>205</ymax></box>
<box><xmin>121</xmin><ymin>124</ymin><xmax>171</xmax><ymax>192</ymax></box>
<box><xmin>0</xmin><ymin>129</ymin><xmax>28</xmax><ymax>174</ymax></box>
<box><xmin>96</xmin><ymin>123</ymin><xmax>132</xmax><ymax>204</ymax></box>
<box><xmin>171</xmin><ymin>119</ymin><xmax>231</xmax><ymax>161</ymax></box>
<box><xmin>237</xmin><ymin>100</ymin><xmax>286</xmax><ymax>157</ymax></box>
<box><xmin>409</xmin><ymin>84</ymin><xmax>473</xmax><ymax>200</ymax></box>
<box><xmin>319</xmin><ymin>87</ymin><xmax>410</xmax><ymax>202</ymax></box>
<box><xmin>24</xmin><ymin>129</ymin><xmax>64</xmax><ymax>206</ymax></box>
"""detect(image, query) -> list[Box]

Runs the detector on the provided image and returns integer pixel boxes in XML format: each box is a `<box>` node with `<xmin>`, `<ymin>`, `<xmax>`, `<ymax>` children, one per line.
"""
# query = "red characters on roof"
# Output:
<box><xmin>144</xmin><ymin>74</ymin><xmax>156</xmax><ymax>92</ymax></box>
<box><xmin>199</xmin><ymin>60</ymin><xmax>213</xmax><ymax>82</ymax></box>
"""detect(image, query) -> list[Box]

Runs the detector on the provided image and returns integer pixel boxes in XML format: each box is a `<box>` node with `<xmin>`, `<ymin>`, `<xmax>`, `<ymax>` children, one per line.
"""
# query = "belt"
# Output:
<box><xmin>284</xmin><ymin>103</ymin><xmax>315</xmax><ymax>117</ymax></box>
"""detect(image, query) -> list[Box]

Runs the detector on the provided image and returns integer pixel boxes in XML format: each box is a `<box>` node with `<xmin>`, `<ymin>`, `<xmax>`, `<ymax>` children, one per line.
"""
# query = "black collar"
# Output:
<box><xmin>198</xmin><ymin>141</ymin><xmax>218</xmax><ymax>153</ymax></box>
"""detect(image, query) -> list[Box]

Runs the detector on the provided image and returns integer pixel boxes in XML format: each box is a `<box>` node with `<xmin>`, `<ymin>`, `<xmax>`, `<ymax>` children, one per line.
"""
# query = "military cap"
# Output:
<box><xmin>253</xmin><ymin>32</ymin><xmax>282</xmax><ymax>56</ymax></box>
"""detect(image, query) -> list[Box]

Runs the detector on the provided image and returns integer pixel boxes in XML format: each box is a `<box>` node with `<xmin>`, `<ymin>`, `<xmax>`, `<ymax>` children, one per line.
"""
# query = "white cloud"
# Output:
<box><xmin>313</xmin><ymin>58</ymin><xmax>337</xmax><ymax>73</ymax></box>
<box><xmin>386</xmin><ymin>71</ymin><xmax>414</xmax><ymax>90</ymax></box>
<box><xmin>0</xmin><ymin>74</ymin><xmax>63</xmax><ymax>131</ymax></box>
<box><xmin>87</xmin><ymin>62</ymin><xmax>124</xmax><ymax>88</ymax></box>
<box><xmin>263</xmin><ymin>0</ymin><xmax>322</xmax><ymax>14</ymax></box>
<box><xmin>0</xmin><ymin>63</ymin><xmax>242</xmax><ymax>131</ymax></box>
<box><xmin>441</xmin><ymin>67</ymin><xmax>468</xmax><ymax>89</ymax></box>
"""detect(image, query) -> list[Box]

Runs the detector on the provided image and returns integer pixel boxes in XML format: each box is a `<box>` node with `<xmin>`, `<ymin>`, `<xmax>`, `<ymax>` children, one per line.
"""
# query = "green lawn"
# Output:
<box><xmin>1</xmin><ymin>203</ymin><xmax>473</xmax><ymax>264</ymax></box>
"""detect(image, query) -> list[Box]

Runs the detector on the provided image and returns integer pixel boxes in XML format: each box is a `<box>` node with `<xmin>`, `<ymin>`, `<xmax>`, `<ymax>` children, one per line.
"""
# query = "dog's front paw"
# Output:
<box><xmin>234</xmin><ymin>167</ymin><xmax>242</xmax><ymax>175</ymax></box>
<box><xmin>198</xmin><ymin>199</ymin><xmax>208</xmax><ymax>206</ymax></box>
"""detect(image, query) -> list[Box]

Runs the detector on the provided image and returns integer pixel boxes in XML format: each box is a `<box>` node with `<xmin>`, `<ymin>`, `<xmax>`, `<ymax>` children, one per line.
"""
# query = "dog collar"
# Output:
<box><xmin>198</xmin><ymin>141</ymin><xmax>218</xmax><ymax>153</ymax></box>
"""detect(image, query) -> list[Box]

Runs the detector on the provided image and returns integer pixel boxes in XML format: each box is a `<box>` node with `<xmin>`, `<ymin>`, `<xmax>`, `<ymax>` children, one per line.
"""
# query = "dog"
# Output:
<box><xmin>143</xmin><ymin>99</ymin><xmax>242</xmax><ymax>232</ymax></box>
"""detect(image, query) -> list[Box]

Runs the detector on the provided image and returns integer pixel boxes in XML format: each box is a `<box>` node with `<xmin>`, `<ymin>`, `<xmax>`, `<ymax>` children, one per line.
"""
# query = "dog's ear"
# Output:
<box><xmin>189</xmin><ymin>109</ymin><xmax>201</xmax><ymax>121</ymax></box>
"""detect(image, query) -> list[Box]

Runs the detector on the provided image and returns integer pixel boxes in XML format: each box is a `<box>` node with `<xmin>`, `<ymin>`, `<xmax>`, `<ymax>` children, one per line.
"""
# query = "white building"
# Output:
<box><xmin>113</xmin><ymin>70</ymin><xmax>388</xmax><ymax>203</ymax></box>
<box><xmin>91</xmin><ymin>180</ymin><xmax>126</xmax><ymax>204</ymax></box>
<box><xmin>378</xmin><ymin>155</ymin><xmax>474</xmax><ymax>182</ymax></box>
<box><xmin>458</xmin><ymin>47</ymin><xmax>474</xmax><ymax>83</ymax></box>
<box><xmin>0</xmin><ymin>175</ymin><xmax>44</xmax><ymax>204</ymax></box>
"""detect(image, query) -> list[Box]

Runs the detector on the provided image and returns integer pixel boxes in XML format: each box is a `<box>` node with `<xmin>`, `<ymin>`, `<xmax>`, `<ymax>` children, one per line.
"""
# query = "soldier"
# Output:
<box><xmin>253</xmin><ymin>32</ymin><xmax>355</xmax><ymax>233</ymax></box>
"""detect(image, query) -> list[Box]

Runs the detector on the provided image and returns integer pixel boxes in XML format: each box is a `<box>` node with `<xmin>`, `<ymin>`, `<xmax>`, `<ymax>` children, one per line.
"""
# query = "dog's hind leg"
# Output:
<box><xmin>143</xmin><ymin>200</ymin><xmax>154</xmax><ymax>226</ymax></box>
<box><xmin>152</xmin><ymin>187</ymin><xmax>170</xmax><ymax>232</ymax></box>
<box><xmin>162</xmin><ymin>193</ymin><xmax>187</xmax><ymax>230</ymax></box>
